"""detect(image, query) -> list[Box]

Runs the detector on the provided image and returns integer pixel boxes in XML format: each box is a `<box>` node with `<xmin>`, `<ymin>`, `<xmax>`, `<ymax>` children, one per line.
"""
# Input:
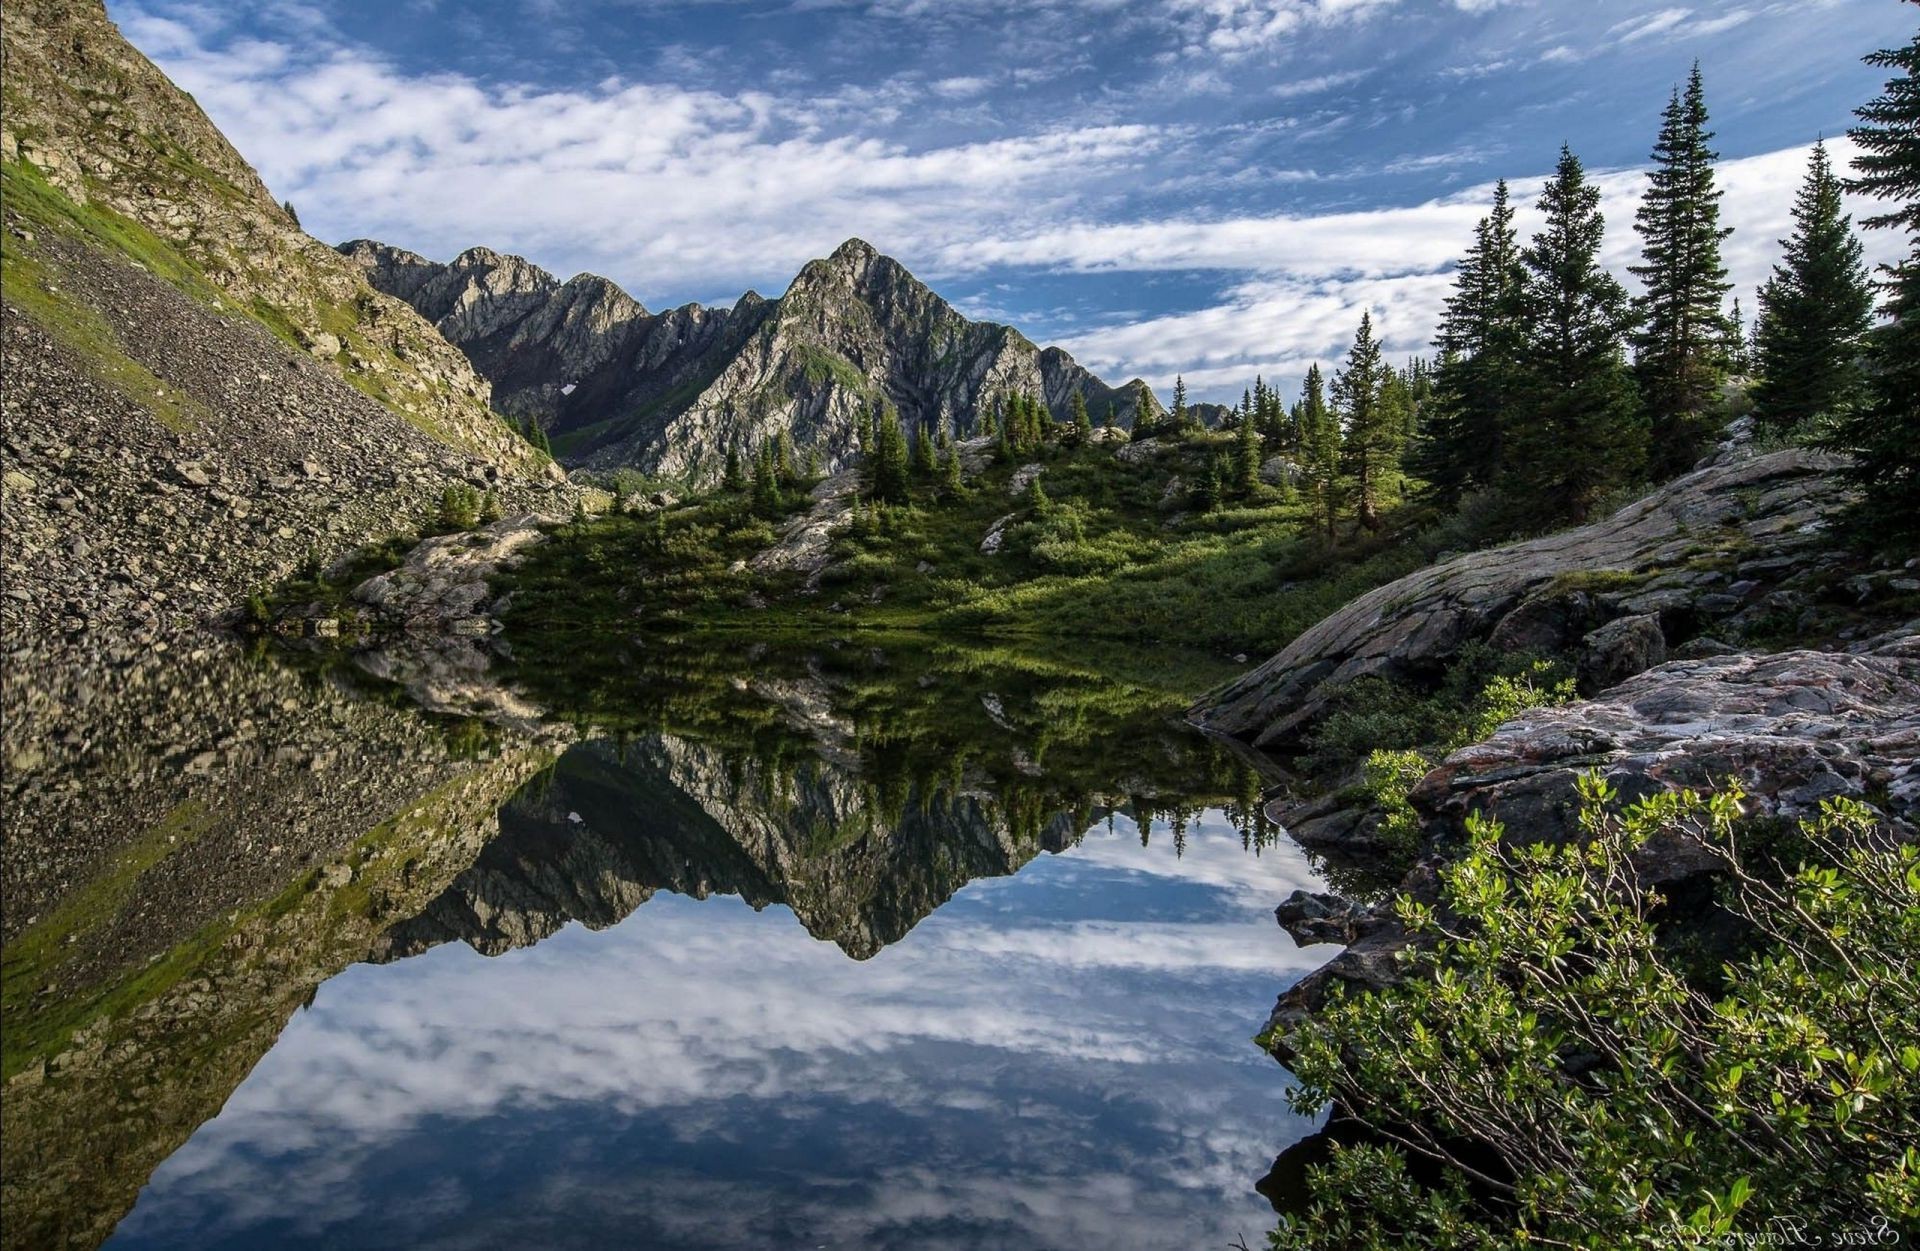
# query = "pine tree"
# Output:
<box><xmin>1333</xmin><ymin>311</ymin><xmax>1400</xmax><ymax>529</ymax></box>
<box><xmin>1236</xmin><ymin>402</ymin><xmax>1262</xmax><ymax>497</ymax></box>
<box><xmin>979</xmin><ymin>399</ymin><xmax>998</xmax><ymax>441</ymax></box>
<box><xmin>940</xmin><ymin>441</ymin><xmax>966</xmax><ymax>497</ymax></box>
<box><xmin>912</xmin><ymin>421</ymin><xmax>938</xmax><ymax>478</ymax></box>
<box><xmin>1171</xmin><ymin>375</ymin><xmax>1191</xmax><ymax>431</ymax></box>
<box><xmin>1728</xmin><ymin>297</ymin><xmax>1751</xmax><ymax>375</ymax></box>
<box><xmin>1132</xmin><ymin>385</ymin><xmax>1157</xmax><ymax>437</ymax></box>
<box><xmin>776</xmin><ymin>429</ymin><xmax>799</xmax><ymax>484</ymax></box>
<box><xmin>1832</xmin><ymin>5</ymin><xmax>1920</xmax><ymax>543</ymax></box>
<box><xmin>870</xmin><ymin>405</ymin><xmax>912</xmax><ymax>504</ymax></box>
<box><xmin>1631</xmin><ymin>64</ymin><xmax>1735</xmax><ymax>477</ymax></box>
<box><xmin>1103</xmin><ymin>400</ymin><xmax>1118</xmax><ymax>431</ymax></box>
<box><xmin>752</xmin><ymin>442</ymin><xmax>781</xmax><ymax>514</ymax></box>
<box><xmin>1297</xmin><ymin>366</ymin><xmax>1342</xmax><ymax>542</ymax></box>
<box><xmin>1070</xmin><ymin>389</ymin><xmax>1093</xmax><ymax>440</ymax></box>
<box><xmin>1752</xmin><ymin>141</ymin><xmax>1876</xmax><ymax>432</ymax></box>
<box><xmin>1513</xmin><ymin>146</ymin><xmax>1645</xmax><ymax>526</ymax></box>
<box><xmin>722</xmin><ymin>444</ymin><xmax>746</xmax><ymax>493</ymax></box>
<box><xmin>1189</xmin><ymin>457</ymin><xmax>1220</xmax><ymax>513</ymax></box>
<box><xmin>1419</xmin><ymin>180</ymin><xmax>1527</xmax><ymax>506</ymax></box>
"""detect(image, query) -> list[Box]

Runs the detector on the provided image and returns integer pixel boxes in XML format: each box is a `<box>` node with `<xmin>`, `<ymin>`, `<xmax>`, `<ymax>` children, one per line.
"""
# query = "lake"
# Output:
<box><xmin>2</xmin><ymin>635</ymin><xmax>1343</xmax><ymax>1251</ymax></box>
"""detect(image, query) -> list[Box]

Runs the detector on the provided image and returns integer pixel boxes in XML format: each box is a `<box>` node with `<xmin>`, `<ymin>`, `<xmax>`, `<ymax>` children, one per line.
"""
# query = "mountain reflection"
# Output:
<box><xmin>109</xmin><ymin>815</ymin><xmax>1335</xmax><ymax>1251</ymax></box>
<box><xmin>6</xmin><ymin>632</ymin><xmax>1339</xmax><ymax>1251</ymax></box>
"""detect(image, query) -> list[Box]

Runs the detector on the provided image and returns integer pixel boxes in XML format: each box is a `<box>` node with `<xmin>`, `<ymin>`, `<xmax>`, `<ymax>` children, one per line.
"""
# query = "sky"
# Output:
<box><xmin>111</xmin><ymin>811</ymin><xmax>1337</xmax><ymax>1249</ymax></box>
<box><xmin>108</xmin><ymin>0</ymin><xmax>1911</xmax><ymax>402</ymax></box>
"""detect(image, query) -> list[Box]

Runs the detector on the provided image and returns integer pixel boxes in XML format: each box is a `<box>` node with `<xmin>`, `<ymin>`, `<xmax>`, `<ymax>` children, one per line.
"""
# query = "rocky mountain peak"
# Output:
<box><xmin>354</xmin><ymin>234</ymin><xmax>1153</xmax><ymax>483</ymax></box>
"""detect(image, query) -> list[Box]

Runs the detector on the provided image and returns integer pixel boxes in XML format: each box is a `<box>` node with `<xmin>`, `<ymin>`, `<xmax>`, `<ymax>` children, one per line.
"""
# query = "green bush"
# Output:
<box><xmin>1273</xmin><ymin>778</ymin><xmax>1920</xmax><ymax>1249</ymax></box>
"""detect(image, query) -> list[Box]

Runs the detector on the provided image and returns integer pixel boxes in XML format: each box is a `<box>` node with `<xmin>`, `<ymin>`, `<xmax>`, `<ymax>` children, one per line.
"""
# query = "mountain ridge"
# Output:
<box><xmin>343</xmin><ymin>234</ymin><xmax>1164</xmax><ymax>483</ymax></box>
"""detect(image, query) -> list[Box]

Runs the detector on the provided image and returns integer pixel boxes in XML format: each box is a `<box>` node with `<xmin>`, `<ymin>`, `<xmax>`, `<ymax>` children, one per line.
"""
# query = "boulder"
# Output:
<box><xmin>1579</xmin><ymin>613</ymin><xmax>1667</xmax><ymax>692</ymax></box>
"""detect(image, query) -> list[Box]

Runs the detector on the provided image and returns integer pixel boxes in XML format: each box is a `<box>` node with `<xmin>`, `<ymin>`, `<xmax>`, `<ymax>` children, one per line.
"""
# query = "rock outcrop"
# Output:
<box><xmin>1194</xmin><ymin>433</ymin><xmax>1853</xmax><ymax>749</ymax></box>
<box><xmin>346</xmin><ymin>236</ymin><xmax>1159</xmax><ymax>483</ymax></box>
<box><xmin>1260</xmin><ymin>627</ymin><xmax>1920</xmax><ymax>1063</ymax></box>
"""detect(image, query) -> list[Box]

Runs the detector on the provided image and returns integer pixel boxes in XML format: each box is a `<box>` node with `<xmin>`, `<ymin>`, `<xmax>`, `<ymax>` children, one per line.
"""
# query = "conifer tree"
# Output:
<box><xmin>1728</xmin><ymin>297</ymin><xmax>1751</xmax><ymax>375</ymax></box>
<box><xmin>1236</xmin><ymin>402</ymin><xmax>1262</xmax><ymax>497</ymax></box>
<box><xmin>1333</xmin><ymin>311</ymin><xmax>1400</xmax><ymax>529</ymax></box>
<box><xmin>751</xmin><ymin>442</ymin><xmax>781</xmax><ymax>514</ymax></box>
<box><xmin>776</xmin><ymin>429</ymin><xmax>799</xmax><ymax>485</ymax></box>
<box><xmin>1171</xmin><ymin>375</ymin><xmax>1191</xmax><ymax>431</ymax></box>
<box><xmin>870</xmin><ymin>405</ymin><xmax>912</xmax><ymax>504</ymax></box>
<box><xmin>1631</xmin><ymin>64</ymin><xmax>1735</xmax><ymax>477</ymax></box>
<box><xmin>1070</xmin><ymin>389</ymin><xmax>1093</xmax><ymax>440</ymax></box>
<box><xmin>1752</xmin><ymin>141</ymin><xmax>1876</xmax><ymax>432</ymax></box>
<box><xmin>1189</xmin><ymin>457</ymin><xmax>1221</xmax><ymax>513</ymax></box>
<box><xmin>979</xmin><ymin>398</ymin><xmax>998</xmax><ymax>440</ymax></box>
<box><xmin>912</xmin><ymin>421</ymin><xmax>938</xmax><ymax>478</ymax></box>
<box><xmin>722</xmin><ymin>444</ymin><xmax>746</xmax><ymax>493</ymax></box>
<box><xmin>1833</xmin><ymin>4</ymin><xmax>1920</xmax><ymax>543</ymax></box>
<box><xmin>1132</xmin><ymin>385</ymin><xmax>1157</xmax><ymax>437</ymax></box>
<box><xmin>1419</xmin><ymin>180</ymin><xmax>1527</xmax><ymax>506</ymax></box>
<box><xmin>1507</xmin><ymin>147</ymin><xmax>1644</xmax><ymax>527</ymax></box>
<box><xmin>940</xmin><ymin>441</ymin><xmax>965</xmax><ymax>497</ymax></box>
<box><xmin>1103</xmin><ymin>400</ymin><xmax>1118</xmax><ymax>431</ymax></box>
<box><xmin>1297</xmin><ymin>366</ymin><xmax>1342</xmax><ymax>542</ymax></box>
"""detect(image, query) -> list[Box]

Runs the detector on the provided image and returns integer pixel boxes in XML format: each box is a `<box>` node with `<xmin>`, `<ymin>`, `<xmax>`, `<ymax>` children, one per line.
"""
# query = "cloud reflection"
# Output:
<box><xmin>109</xmin><ymin>816</ymin><xmax>1335</xmax><ymax>1250</ymax></box>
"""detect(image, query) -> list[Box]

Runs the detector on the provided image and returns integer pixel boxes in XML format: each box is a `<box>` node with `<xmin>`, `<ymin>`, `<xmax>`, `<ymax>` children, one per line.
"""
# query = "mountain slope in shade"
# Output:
<box><xmin>0</xmin><ymin>0</ymin><xmax>545</xmax><ymax>475</ymax></box>
<box><xmin>344</xmin><ymin>236</ymin><xmax>1162</xmax><ymax>483</ymax></box>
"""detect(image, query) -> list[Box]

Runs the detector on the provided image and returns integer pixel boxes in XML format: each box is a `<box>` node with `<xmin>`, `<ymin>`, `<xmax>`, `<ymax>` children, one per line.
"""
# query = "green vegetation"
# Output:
<box><xmin>498</xmin><ymin>415</ymin><xmax>1446</xmax><ymax>656</ymax></box>
<box><xmin>1270</xmin><ymin>778</ymin><xmax>1920</xmax><ymax>1247</ymax></box>
<box><xmin>0</xmin><ymin>162</ymin><xmax>215</xmax><ymax>433</ymax></box>
<box><xmin>1826</xmin><ymin>10</ymin><xmax>1920</xmax><ymax>546</ymax></box>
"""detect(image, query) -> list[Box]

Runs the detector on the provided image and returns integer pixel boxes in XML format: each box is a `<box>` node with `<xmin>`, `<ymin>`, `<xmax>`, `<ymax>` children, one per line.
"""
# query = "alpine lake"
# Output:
<box><xmin>2</xmin><ymin>628</ymin><xmax>1354</xmax><ymax>1250</ymax></box>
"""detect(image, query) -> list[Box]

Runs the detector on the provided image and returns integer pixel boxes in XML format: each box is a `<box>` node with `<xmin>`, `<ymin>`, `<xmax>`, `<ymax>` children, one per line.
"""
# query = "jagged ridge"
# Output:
<box><xmin>344</xmin><ymin>236</ymin><xmax>1159</xmax><ymax>483</ymax></box>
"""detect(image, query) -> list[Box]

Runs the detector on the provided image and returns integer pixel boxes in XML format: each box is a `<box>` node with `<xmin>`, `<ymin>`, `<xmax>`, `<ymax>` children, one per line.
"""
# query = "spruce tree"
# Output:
<box><xmin>752</xmin><ymin>442</ymin><xmax>781</xmax><ymax>515</ymax></box>
<box><xmin>1297</xmin><ymin>366</ymin><xmax>1343</xmax><ymax>542</ymax></box>
<box><xmin>940</xmin><ymin>442</ymin><xmax>965</xmax><ymax>497</ymax></box>
<box><xmin>1236</xmin><ymin>402</ymin><xmax>1262</xmax><ymax>497</ymax></box>
<box><xmin>1832</xmin><ymin>4</ymin><xmax>1920</xmax><ymax>543</ymax></box>
<box><xmin>1631</xmin><ymin>64</ymin><xmax>1734</xmax><ymax>477</ymax></box>
<box><xmin>1513</xmin><ymin>146</ymin><xmax>1645</xmax><ymax>526</ymax></box>
<box><xmin>1070</xmin><ymin>389</ymin><xmax>1093</xmax><ymax>440</ymax></box>
<box><xmin>870</xmin><ymin>405</ymin><xmax>912</xmax><ymax>504</ymax></box>
<box><xmin>722</xmin><ymin>444</ymin><xmax>746</xmax><ymax>493</ymax></box>
<box><xmin>912</xmin><ymin>421</ymin><xmax>937</xmax><ymax>478</ymax></box>
<box><xmin>1752</xmin><ymin>141</ymin><xmax>1875</xmax><ymax>432</ymax></box>
<box><xmin>1171</xmin><ymin>375</ymin><xmax>1191</xmax><ymax>432</ymax></box>
<box><xmin>1419</xmin><ymin>180</ymin><xmax>1527</xmax><ymax>506</ymax></box>
<box><xmin>1132</xmin><ymin>385</ymin><xmax>1157</xmax><ymax>437</ymax></box>
<box><xmin>776</xmin><ymin>429</ymin><xmax>799</xmax><ymax>485</ymax></box>
<box><xmin>1333</xmin><ymin>311</ymin><xmax>1401</xmax><ymax>529</ymax></box>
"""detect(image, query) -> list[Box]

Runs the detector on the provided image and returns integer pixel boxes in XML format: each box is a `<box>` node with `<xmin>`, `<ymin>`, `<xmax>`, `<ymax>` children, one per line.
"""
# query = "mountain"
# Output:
<box><xmin>343</xmin><ymin>237</ymin><xmax>1161</xmax><ymax>483</ymax></box>
<box><xmin>0</xmin><ymin>0</ymin><xmax>569</xmax><ymax>717</ymax></box>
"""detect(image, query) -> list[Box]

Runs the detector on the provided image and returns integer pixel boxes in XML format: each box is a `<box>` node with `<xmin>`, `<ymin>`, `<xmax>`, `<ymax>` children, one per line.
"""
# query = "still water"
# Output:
<box><xmin>4</xmin><ymin>637</ymin><xmax>1341</xmax><ymax>1250</ymax></box>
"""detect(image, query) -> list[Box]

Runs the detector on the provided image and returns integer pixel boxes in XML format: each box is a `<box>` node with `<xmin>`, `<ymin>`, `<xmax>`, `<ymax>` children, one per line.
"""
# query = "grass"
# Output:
<box><xmin>497</xmin><ymin>430</ymin><xmax>1437</xmax><ymax>659</ymax></box>
<box><xmin>0</xmin><ymin>801</ymin><xmax>216</xmax><ymax>1078</ymax></box>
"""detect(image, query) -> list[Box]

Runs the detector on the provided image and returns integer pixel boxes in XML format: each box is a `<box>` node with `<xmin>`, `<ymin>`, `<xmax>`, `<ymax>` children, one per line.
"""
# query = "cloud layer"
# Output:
<box><xmin>110</xmin><ymin>0</ymin><xmax>1908</xmax><ymax>401</ymax></box>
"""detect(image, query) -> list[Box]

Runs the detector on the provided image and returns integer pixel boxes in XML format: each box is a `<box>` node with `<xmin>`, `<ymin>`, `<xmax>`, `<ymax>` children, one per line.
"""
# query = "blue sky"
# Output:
<box><xmin>111</xmin><ymin>0</ymin><xmax>1909</xmax><ymax>401</ymax></box>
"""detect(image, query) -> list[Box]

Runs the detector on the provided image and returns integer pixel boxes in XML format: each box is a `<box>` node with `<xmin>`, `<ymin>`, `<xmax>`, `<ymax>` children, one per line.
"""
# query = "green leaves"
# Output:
<box><xmin>1272</xmin><ymin>783</ymin><xmax>1920</xmax><ymax>1250</ymax></box>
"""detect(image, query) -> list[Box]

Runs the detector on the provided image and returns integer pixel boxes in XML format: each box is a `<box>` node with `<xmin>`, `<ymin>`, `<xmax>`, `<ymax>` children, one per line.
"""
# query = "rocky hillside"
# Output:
<box><xmin>344</xmin><ymin>236</ymin><xmax>1158</xmax><ymax>483</ymax></box>
<box><xmin>0</xmin><ymin>0</ymin><xmax>578</xmax><ymax>742</ymax></box>
<box><xmin>1192</xmin><ymin>423</ymin><xmax>1894</xmax><ymax>749</ymax></box>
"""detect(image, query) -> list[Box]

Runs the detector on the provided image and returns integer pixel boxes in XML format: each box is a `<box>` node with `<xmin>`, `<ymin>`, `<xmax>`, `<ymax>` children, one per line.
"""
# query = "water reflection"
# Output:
<box><xmin>110</xmin><ymin>807</ymin><xmax>1335</xmax><ymax>1251</ymax></box>
<box><xmin>4</xmin><ymin>632</ymin><xmax>1343</xmax><ymax>1251</ymax></box>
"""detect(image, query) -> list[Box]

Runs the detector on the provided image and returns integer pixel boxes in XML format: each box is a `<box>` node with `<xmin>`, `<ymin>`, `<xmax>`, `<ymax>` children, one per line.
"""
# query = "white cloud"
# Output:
<box><xmin>116</xmin><ymin>3</ymin><xmax>1176</xmax><ymax>297</ymax></box>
